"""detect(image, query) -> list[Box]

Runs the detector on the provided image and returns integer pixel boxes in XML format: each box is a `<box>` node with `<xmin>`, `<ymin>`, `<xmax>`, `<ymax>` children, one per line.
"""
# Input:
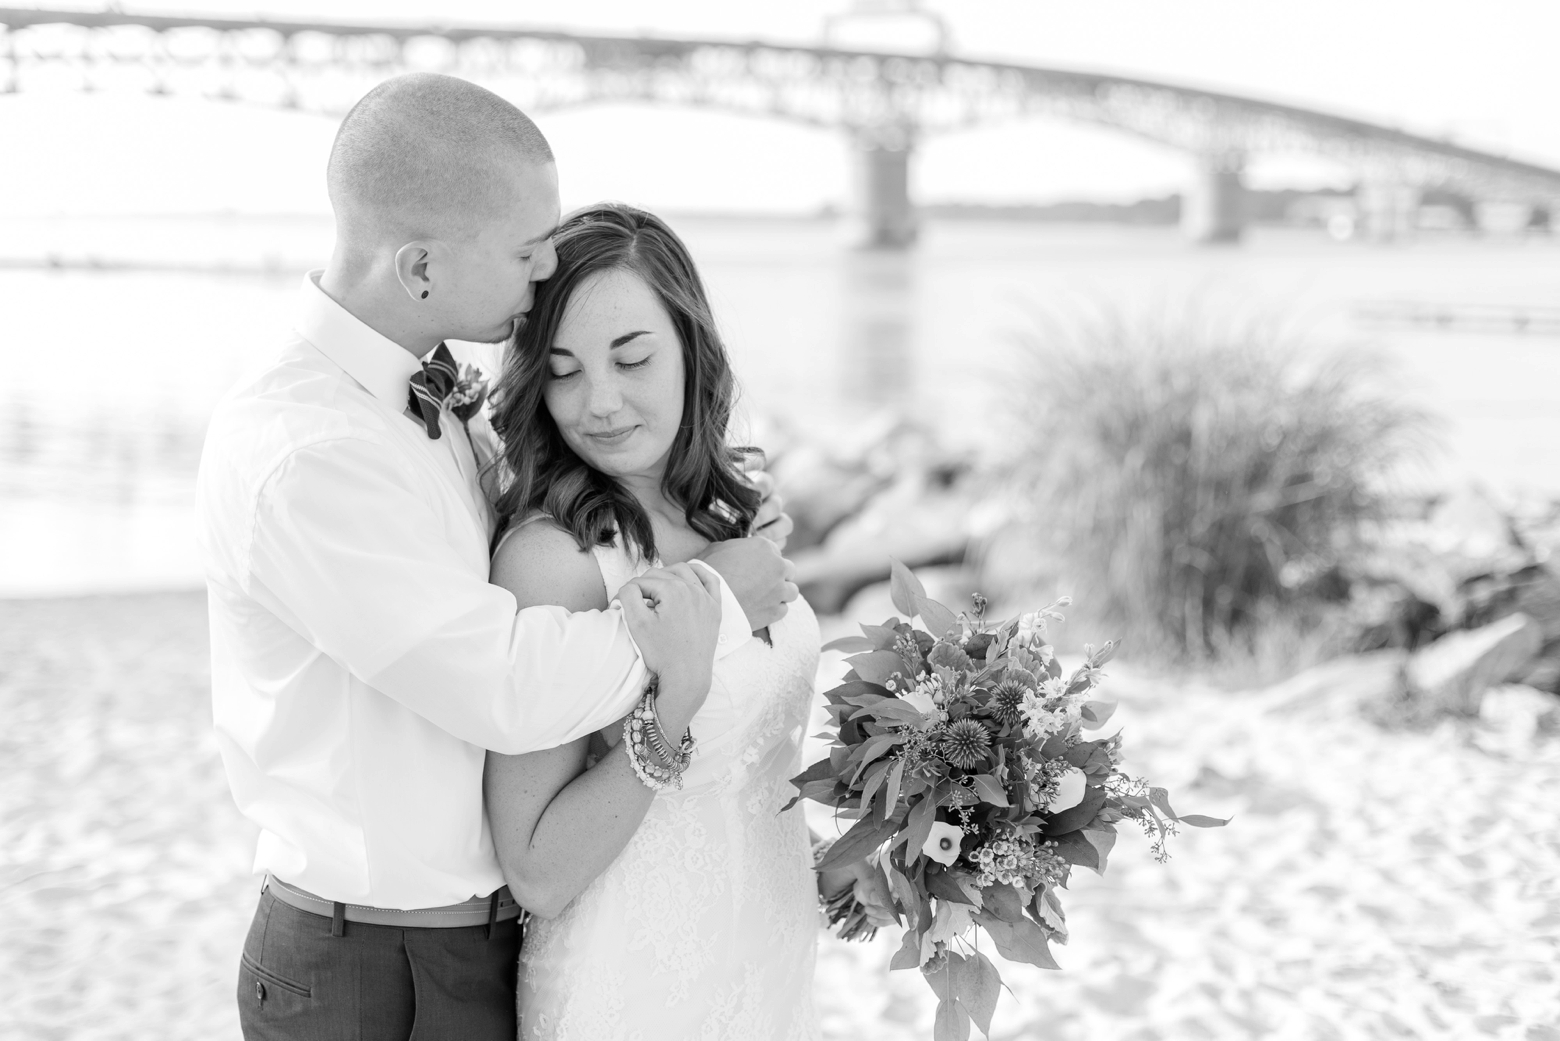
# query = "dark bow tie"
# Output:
<box><xmin>407</xmin><ymin>343</ymin><xmax>483</xmax><ymax>440</ymax></box>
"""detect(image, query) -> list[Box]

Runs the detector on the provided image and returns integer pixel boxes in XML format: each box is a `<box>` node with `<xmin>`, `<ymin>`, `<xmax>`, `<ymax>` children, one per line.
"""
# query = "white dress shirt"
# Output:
<box><xmin>197</xmin><ymin>272</ymin><xmax>753</xmax><ymax>910</ymax></box>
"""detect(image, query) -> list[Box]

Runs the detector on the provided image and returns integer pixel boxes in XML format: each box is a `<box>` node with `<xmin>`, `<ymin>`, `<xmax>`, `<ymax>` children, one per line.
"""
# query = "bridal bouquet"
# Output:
<box><xmin>789</xmin><ymin>563</ymin><xmax>1225</xmax><ymax>1040</ymax></box>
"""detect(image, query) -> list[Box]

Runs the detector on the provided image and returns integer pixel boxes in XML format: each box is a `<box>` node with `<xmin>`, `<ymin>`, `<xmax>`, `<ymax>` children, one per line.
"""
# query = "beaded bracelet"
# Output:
<box><xmin>623</xmin><ymin>678</ymin><xmax>696</xmax><ymax>791</ymax></box>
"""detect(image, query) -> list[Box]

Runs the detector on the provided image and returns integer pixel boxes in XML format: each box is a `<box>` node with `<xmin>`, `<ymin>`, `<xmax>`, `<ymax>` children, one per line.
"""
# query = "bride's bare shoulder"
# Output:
<box><xmin>490</xmin><ymin>518</ymin><xmax>610</xmax><ymax>613</ymax></box>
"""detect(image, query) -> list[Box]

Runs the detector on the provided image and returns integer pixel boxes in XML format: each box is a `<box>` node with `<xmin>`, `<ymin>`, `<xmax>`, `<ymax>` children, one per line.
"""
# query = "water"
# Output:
<box><xmin>3</xmin><ymin>214</ymin><xmax>1558</xmax><ymax>596</ymax></box>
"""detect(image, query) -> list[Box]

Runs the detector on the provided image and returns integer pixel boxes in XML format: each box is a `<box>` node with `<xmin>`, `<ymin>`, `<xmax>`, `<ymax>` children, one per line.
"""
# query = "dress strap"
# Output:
<box><xmin>591</xmin><ymin>537</ymin><xmax>653</xmax><ymax>602</ymax></box>
<box><xmin>495</xmin><ymin>514</ymin><xmax>652</xmax><ymax>603</ymax></box>
<box><xmin>492</xmin><ymin>511</ymin><xmax>557</xmax><ymax>559</ymax></box>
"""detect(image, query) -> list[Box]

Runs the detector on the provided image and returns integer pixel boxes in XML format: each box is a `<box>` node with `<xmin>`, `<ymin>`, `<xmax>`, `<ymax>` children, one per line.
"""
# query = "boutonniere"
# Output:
<box><xmin>447</xmin><ymin>363</ymin><xmax>490</xmax><ymax>423</ymax></box>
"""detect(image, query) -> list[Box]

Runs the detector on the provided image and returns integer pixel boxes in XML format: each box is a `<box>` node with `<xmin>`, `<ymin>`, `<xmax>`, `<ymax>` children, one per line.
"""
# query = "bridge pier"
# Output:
<box><xmin>1182</xmin><ymin>153</ymin><xmax>1246</xmax><ymax>244</ymax></box>
<box><xmin>1357</xmin><ymin>181</ymin><xmax>1421</xmax><ymax>242</ymax></box>
<box><xmin>851</xmin><ymin>134</ymin><xmax>918</xmax><ymax>250</ymax></box>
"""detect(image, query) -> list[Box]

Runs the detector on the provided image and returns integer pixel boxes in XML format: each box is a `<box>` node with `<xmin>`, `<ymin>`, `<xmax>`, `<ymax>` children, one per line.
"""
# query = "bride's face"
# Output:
<box><xmin>543</xmin><ymin>267</ymin><xmax>686</xmax><ymax>483</ymax></box>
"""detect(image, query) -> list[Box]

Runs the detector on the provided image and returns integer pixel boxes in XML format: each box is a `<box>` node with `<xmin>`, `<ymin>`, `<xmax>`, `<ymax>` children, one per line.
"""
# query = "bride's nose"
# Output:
<box><xmin>585</xmin><ymin>376</ymin><xmax>623</xmax><ymax>418</ymax></box>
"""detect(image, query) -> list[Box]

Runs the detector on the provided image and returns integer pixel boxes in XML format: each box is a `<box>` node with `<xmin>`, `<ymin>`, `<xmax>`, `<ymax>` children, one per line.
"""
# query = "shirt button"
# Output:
<box><xmin>718</xmin><ymin>635</ymin><xmax>728</xmax><ymax>645</ymax></box>
<box><xmin>256</xmin><ymin>981</ymin><xmax>266</xmax><ymax>1002</ymax></box>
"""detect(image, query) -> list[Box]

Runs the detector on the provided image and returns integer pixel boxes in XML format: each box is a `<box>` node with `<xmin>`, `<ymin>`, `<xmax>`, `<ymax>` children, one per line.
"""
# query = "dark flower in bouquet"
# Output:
<box><xmin>788</xmin><ymin>562</ymin><xmax>1227</xmax><ymax>1040</ymax></box>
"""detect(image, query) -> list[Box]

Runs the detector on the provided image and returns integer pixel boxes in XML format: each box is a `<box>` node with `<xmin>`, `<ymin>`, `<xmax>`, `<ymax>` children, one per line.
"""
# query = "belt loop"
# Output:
<box><xmin>331</xmin><ymin>901</ymin><xmax>346</xmax><ymax>938</ymax></box>
<box><xmin>486</xmin><ymin>891</ymin><xmax>500</xmax><ymax>940</ymax></box>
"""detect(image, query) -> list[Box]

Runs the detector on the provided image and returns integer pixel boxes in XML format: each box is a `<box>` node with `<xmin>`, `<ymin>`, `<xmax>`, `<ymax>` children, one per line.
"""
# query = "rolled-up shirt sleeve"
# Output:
<box><xmin>244</xmin><ymin>436</ymin><xmax>749</xmax><ymax>755</ymax></box>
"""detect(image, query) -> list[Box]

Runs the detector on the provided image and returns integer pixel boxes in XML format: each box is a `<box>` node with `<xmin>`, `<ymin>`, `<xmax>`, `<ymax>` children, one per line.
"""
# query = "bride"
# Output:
<box><xmin>482</xmin><ymin>204</ymin><xmax>889</xmax><ymax>1040</ymax></box>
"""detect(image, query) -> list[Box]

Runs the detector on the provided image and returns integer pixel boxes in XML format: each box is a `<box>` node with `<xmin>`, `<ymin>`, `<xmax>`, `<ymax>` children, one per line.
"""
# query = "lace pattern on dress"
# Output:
<box><xmin>517</xmin><ymin>534</ymin><xmax>822</xmax><ymax>1041</ymax></box>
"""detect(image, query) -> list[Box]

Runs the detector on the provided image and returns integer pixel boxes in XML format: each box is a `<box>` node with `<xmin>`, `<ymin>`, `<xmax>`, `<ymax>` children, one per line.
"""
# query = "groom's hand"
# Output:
<box><xmin>618</xmin><ymin>564</ymin><xmax>722</xmax><ymax>733</ymax></box>
<box><xmin>698</xmin><ymin>537</ymin><xmax>797</xmax><ymax>631</ymax></box>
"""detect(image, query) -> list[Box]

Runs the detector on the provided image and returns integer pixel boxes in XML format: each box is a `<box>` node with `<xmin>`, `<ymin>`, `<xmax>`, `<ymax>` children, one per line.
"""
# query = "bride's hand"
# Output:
<box><xmin>818</xmin><ymin>857</ymin><xmax>898</xmax><ymax>931</ymax></box>
<box><xmin>742</xmin><ymin>464</ymin><xmax>794</xmax><ymax>551</ymax></box>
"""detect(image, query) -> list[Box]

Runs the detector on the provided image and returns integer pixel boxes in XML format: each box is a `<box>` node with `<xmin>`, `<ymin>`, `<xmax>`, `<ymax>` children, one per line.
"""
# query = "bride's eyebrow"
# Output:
<box><xmin>549</xmin><ymin>331</ymin><xmax>651</xmax><ymax>357</ymax></box>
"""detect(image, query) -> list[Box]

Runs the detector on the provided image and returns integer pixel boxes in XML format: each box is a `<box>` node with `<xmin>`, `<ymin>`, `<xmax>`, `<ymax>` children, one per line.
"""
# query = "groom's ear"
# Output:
<box><xmin>393</xmin><ymin>242</ymin><xmax>434</xmax><ymax>302</ymax></box>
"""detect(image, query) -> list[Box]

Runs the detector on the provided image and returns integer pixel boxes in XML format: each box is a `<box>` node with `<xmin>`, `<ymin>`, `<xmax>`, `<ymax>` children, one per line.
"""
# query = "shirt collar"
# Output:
<box><xmin>295</xmin><ymin>270</ymin><xmax>424</xmax><ymax>407</ymax></box>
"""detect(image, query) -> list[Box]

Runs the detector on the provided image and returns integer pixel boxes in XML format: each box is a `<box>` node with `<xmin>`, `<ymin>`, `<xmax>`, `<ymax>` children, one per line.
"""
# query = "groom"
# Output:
<box><xmin>197</xmin><ymin>73</ymin><xmax>796</xmax><ymax>1040</ymax></box>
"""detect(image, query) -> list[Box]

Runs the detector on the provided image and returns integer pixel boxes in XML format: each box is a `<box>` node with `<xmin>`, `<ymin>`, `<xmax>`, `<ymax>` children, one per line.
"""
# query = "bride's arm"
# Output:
<box><xmin>483</xmin><ymin>522</ymin><xmax>706</xmax><ymax>919</ymax></box>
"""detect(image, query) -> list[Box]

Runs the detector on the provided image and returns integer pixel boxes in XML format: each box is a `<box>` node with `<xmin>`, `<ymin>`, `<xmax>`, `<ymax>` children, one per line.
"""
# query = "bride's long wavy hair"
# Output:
<box><xmin>488</xmin><ymin>203</ymin><xmax>760</xmax><ymax>560</ymax></box>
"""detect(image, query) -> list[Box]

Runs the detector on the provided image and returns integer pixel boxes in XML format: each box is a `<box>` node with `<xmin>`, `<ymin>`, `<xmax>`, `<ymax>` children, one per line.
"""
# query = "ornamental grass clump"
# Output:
<box><xmin>1007</xmin><ymin>306</ymin><xmax>1428</xmax><ymax>660</ymax></box>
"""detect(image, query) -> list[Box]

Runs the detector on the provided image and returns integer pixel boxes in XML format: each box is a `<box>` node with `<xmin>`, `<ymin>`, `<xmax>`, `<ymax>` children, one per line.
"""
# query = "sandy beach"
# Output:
<box><xmin>2</xmin><ymin>592</ymin><xmax>1556</xmax><ymax>1040</ymax></box>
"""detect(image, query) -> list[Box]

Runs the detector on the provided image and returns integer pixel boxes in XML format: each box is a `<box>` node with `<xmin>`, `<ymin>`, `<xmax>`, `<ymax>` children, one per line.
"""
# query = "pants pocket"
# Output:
<box><xmin>238</xmin><ymin>952</ymin><xmax>315</xmax><ymax>1038</ymax></box>
<box><xmin>241</xmin><ymin>952</ymin><xmax>313</xmax><ymax>997</ymax></box>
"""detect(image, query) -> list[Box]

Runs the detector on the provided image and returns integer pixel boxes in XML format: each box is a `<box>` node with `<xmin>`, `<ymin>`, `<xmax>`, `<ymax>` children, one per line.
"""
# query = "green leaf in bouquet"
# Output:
<box><xmin>889</xmin><ymin>558</ymin><xmax>928</xmax><ymax>616</ymax></box>
<box><xmin>1034</xmin><ymin>885</ymin><xmax>1068</xmax><ymax>940</ymax></box>
<box><xmin>925</xmin><ymin>866</ymin><xmax>981</xmax><ymax>907</ymax></box>
<box><xmin>1083</xmin><ymin>826</ymin><xmax>1117</xmax><ymax>873</ymax></box>
<box><xmin>1061</xmin><ymin>740</ymin><xmax>1099</xmax><ymax>770</ymax></box>
<box><xmin>1043</xmin><ymin>787</ymin><xmax>1109</xmax><ymax>836</ymax></box>
<box><xmin>822</xmin><ymin>634</ymin><xmax>877</xmax><ymax>654</ymax></box>
<box><xmin>849</xmin><ymin>733</ymin><xmax>903</xmax><ymax>775</ymax></box>
<box><xmin>949</xmin><ymin>949</ymin><xmax>1002</xmax><ymax>1036</ymax></box>
<box><xmin>789</xmin><ymin>758</ymin><xmax>837</xmax><ymax>788</ymax></box>
<box><xmin>861</xmin><ymin>623</ymin><xmax>903</xmax><ymax>649</ymax></box>
<box><xmin>882</xmin><ymin>758</ymin><xmax>907</xmax><ymax>819</ymax></box>
<box><xmin>886</xmin><ymin>865</ymin><xmax>921</xmax><ymax>926</ymax></box>
<box><xmin>933</xmin><ymin>993</ymin><xmax>972</xmax><ymax>1041</ymax></box>
<box><xmin>945</xmin><ymin>784</ymin><xmax>979</xmax><ymax>809</ymax></box>
<box><xmin>927</xmin><ymin>900</ymin><xmax>977</xmax><ymax>945</ymax></box>
<box><xmin>968</xmin><ymin>774</ymin><xmax>1010</xmax><ymax>807</ymax></box>
<box><xmin>1177</xmin><ymin>814</ymin><xmax>1231</xmax><ymax>828</ymax></box>
<box><xmin>779</xmin><ymin>778</ymin><xmax>839</xmax><ymax>813</ymax></box>
<box><xmin>1050</xmin><ymin>830</ymin><xmax>1101</xmax><ymax>871</ymax></box>
<box><xmin>1039</xmin><ymin>734</ymin><xmax>1069</xmax><ymax>759</ymax></box>
<box><xmin>1079</xmin><ymin>700</ymin><xmax>1117</xmax><ymax>730</ymax></box>
<box><xmin>928</xmin><ymin>641</ymin><xmax>974</xmax><ymax>673</ymax></box>
<box><xmin>826</xmin><ymin>680</ymin><xmax>893</xmax><ymax>705</ymax></box>
<box><xmin>973</xmin><ymin>909</ymin><xmax>1060</xmax><ymax>970</ymax></box>
<box><xmin>859</xmin><ymin>758</ymin><xmax>893</xmax><ymax>807</ymax></box>
<box><xmin>980</xmin><ymin>882</ymin><xmax>1025</xmax><ymax>923</ymax></box>
<box><xmin>890</xmin><ymin>925</ymin><xmax>923</xmax><ymax>970</ymax></box>
<box><xmin>816</xmin><ymin>813</ymin><xmax>899</xmax><ymax>873</ymax></box>
<box><xmin>847</xmin><ymin>650</ymin><xmax>911</xmax><ymax>686</ymax></box>
<box><xmin>1082</xmin><ymin>745</ymin><xmax>1115</xmax><ymax>779</ymax></box>
<box><xmin>1147</xmin><ymin>787</ymin><xmax>1179</xmax><ymax>820</ymax></box>
<box><xmin>900</xmin><ymin>793</ymin><xmax>939</xmax><ymax>866</ymax></box>
<box><xmin>869</xmin><ymin>699</ymin><xmax>933</xmax><ymax>728</ymax></box>
<box><xmin>915</xmin><ymin>595</ymin><xmax>960</xmax><ymax>641</ymax></box>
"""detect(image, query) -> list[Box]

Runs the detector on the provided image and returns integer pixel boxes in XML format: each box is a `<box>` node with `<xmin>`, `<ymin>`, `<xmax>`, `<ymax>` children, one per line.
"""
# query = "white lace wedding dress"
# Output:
<box><xmin>516</xmin><ymin>536</ymin><xmax>822</xmax><ymax>1041</ymax></box>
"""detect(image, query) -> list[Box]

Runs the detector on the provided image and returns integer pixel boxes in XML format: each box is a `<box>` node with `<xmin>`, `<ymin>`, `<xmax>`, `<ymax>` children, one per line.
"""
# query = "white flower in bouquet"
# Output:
<box><xmin>922</xmin><ymin>822</ymin><xmax>964</xmax><ymax>866</ymax></box>
<box><xmin>1048</xmin><ymin>766</ymin><xmax>1087</xmax><ymax>812</ymax></box>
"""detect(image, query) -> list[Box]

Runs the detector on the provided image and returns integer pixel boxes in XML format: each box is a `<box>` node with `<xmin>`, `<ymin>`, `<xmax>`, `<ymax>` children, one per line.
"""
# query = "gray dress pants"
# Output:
<box><xmin>237</xmin><ymin>887</ymin><xmax>521</xmax><ymax>1041</ymax></box>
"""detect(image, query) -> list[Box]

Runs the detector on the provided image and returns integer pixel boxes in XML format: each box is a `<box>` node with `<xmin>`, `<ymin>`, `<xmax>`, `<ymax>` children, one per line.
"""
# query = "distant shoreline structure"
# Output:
<box><xmin>0</xmin><ymin>190</ymin><xmax>1549</xmax><ymax>275</ymax></box>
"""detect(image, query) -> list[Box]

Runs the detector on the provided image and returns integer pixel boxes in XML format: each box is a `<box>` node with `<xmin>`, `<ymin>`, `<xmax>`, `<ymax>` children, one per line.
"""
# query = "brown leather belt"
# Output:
<box><xmin>263</xmin><ymin>874</ymin><xmax>524</xmax><ymax>931</ymax></box>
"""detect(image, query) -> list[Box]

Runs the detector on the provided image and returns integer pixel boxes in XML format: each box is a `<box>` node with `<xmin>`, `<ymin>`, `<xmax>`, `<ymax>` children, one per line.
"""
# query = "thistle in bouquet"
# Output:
<box><xmin>788</xmin><ymin>561</ymin><xmax>1227</xmax><ymax>1041</ymax></box>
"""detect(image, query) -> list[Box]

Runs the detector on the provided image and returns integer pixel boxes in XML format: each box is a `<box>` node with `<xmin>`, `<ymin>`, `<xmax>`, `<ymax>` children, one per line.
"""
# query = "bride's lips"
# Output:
<box><xmin>585</xmin><ymin>426</ymin><xmax>637</xmax><ymax>447</ymax></box>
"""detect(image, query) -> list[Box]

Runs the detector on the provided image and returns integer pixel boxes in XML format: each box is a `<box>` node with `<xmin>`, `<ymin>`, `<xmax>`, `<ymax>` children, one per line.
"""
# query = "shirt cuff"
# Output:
<box><xmin>688</xmin><ymin>559</ymin><xmax>754</xmax><ymax>660</ymax></box>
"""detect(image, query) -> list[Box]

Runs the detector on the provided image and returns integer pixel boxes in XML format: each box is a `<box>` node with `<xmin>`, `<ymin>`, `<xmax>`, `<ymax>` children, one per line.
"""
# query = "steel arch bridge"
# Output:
<box><xmin>4</xmin><ymin>6</ymin><xmax>1558</xmax><ymax>246</ymax></box>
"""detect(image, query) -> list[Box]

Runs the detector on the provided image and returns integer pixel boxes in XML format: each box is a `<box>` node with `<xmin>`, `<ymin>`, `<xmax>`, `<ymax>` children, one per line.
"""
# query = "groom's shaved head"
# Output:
<box><xmin>328</xmin><ymin>73</ymin><xmax>553</xmax><ymax>244</ymax></box>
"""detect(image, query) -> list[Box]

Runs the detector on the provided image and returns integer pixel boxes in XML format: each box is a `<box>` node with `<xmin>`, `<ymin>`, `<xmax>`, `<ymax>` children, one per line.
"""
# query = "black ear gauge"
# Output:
<box><xmin>421</xmin><ymin>290</ymin><xmax>429</xmax><ymax>299</ymax></box>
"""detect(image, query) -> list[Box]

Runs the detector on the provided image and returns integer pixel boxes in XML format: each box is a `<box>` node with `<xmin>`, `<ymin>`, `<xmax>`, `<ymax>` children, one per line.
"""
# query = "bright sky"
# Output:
<box><xmin>2</xmin><ymin>0</ymin><xmax>1556</xmax><ymax>215</ymax></box>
